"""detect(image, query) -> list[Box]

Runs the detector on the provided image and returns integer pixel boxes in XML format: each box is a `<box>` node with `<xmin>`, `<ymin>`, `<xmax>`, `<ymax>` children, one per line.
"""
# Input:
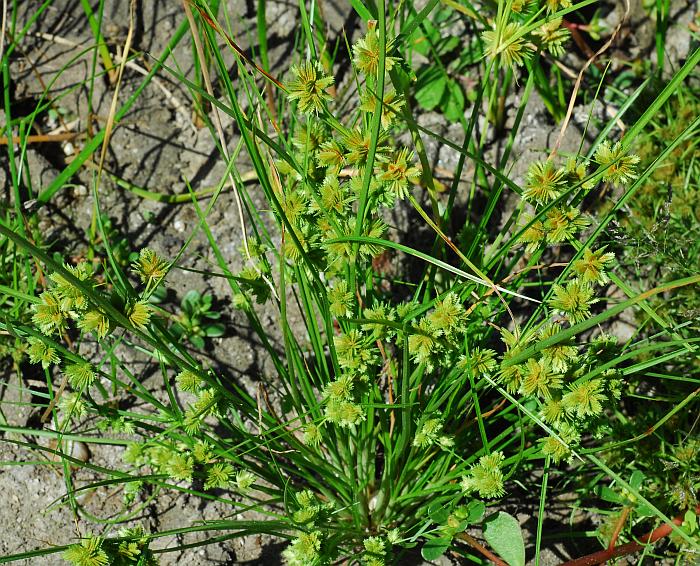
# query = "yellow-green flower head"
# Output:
<box><xmin>594</xmin><ymin>141</ymin><xmax>641</xmax><ymax>187</ymax></box>
<box><xmin>204</xmin><ymin>462</ymin><xmax>234</xmax><ymax>490</ymax></box>
<box><xmin>49</xmin><ymin>262</ymin><xmax>93</xmax><ymax>313</ymax></box>
<box><xmin>461</xmin><ymin>451</ymin><xmax>506</xmax><ymax>498</ymax></box>
<box><xmin>412</xmin><ymin>417</ymin><xmax>445</xmax><ymax>448</ymax></box>
<box><xmin>63</xmin><ymin>535</ymin><xmax>108</xmax><ymax>566</ymax></box>
<box><xmin>167</xmin><ymin>452</ymin><xmax>194</xmax><ymax>482</ymax></box>
<box><xmin>353</xmin><ymin>20</ymin><xmax>399</xmax><ymax>78</ymax></box>
<box><xmin>127</xmin><ymin>300</ymin><xmax>152</xmax><ymax>330</ymax></box>
<box><xmin>427</xmin><ymin>292</ymin><xmax>467</xmax><ymax>337</ymax></box>
<box><xmin>132</xmin><ymin>248</ymin><xmax>169</xmax><ymax>286</ymax></box>
<box><xmin>176</xmin><ymin>369</ymin><xmax>202</xmax><ymax>392</ymax></box>
<box><xmin>519</xmin><ymin>216</ymin><xmax>546</xmax><ymax>253</ymax></box>
<box><xmin>78</xmin><ymin>309</ymin><xmax>111</xmax><ymax>339</ymax></box>
<box><xmin>65</xmin><ymin>362</ymin><xmax>97</xmax><ymax>389</ymax></box>
<box><xmin>524</xmin><ymin>160</ymin><xmax>567</xmax><ymax>205</ymax></box>
<box><xmin>324</xmin><ymin>374</ymin><xmax>355</xmax><ymax>400</ymax></box>
<box><xmin>283</xmin><ymin>531</ymin><xmax>322</xmax><ymax>566</ymax></box>
<box><xmin>26</xmin><ymin>337</ymin><xmax>60</xmax><ymax>369</ymax></box>
<box><xmin>482</xmin><ymin>21</ymin><xmax>533</xmax><ymax>70</ymax></box>
<box><xmin>562</xmin><ymin>378</ymin><xmax>607</xmax><ymax>417</ymax></box>
<box><xmin>302</xmin><ymin>423</ymin><xmax>323</xmax><ymax>446</ymax></box>
<box><xmin>520</xmin><ymin>357</ymin><xmax>563</xmax><ymax>400</ymax></box>
<box><xmin>543</xmin><ymin>205</ymin><xmax>590</xmax><ymax>243</ymax></box>
<box><xmin>286</xmin><ymin>61</ymin><xmax>334</xmax><ymax>115</ymax></box>
<box><xmin>533</xmin><ymin>18</ymin><xmax>570</xmax><ymax>57</ymax></box>
<box><xmin>541</xmin><ymin>422</ymin><xmax>580</xmax><ymax>463</ymax></box>
<box><xmin>550</xmin><ymin>278</ymin><xmax>598</xmax><ymax>324</ymax></box>
<box><xmin>378</xmin><ymin>148</ymin><xmax>421</xmax><ymax>200</ymax></box>
<box><xmin>363</xmin><ymin>536</ymin><xmax>386</xmax><ymax>555</ymax></box>
<box><xmin>32</xmin><ymin>291</ymin><xmax>70</xmax><ymax>336</ymax></box>
<box><xmin>235</xmin><ymin>469</ymin><xmax>255</xmax><ymax>492</ymax></box>
<box><xmin>545</xmin><ymin>0</ymin><xmax>572</xmax><ymax>12</ymax></box>
<box><xmin>572</xmin><ymin>247</ymin><xmax>615</xmax><ymax>285</ymax></box>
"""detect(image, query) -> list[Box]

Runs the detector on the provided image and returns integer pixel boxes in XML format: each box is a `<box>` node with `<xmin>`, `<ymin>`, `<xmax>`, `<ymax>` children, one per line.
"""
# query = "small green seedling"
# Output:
<box><xmin>171</xmin><ymin>290</ymin><xmax>225</xmax><ymax>349</ymax></box>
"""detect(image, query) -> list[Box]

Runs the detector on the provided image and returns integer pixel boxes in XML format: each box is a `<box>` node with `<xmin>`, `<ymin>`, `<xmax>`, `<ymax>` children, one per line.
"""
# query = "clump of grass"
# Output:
<box><xmin>1</xmin><ymin>0</ymin><xmax>700</xmax><ymax>565</ymax></box>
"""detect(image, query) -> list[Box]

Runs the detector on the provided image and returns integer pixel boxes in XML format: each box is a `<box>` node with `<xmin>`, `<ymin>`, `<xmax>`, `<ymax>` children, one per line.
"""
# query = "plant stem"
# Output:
<box><xmin>560</xmin><ymin>504</ymin><xmax>700</xmax><ymax>566</ymax></box>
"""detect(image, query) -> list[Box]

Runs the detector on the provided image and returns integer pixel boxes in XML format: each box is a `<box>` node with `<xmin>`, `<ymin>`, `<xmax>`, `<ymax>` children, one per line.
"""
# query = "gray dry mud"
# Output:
<box><xmin>1</xmin><ymin>0</ymin><xmax>697</xmax><ymax>564</ymax></box>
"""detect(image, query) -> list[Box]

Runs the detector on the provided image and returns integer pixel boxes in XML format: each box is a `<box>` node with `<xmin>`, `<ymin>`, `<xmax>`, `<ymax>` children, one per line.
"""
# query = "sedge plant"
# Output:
<box><xmin>0</xmin><ymin>0</ymin><xmax>699</xmax><ymax>564</ymax></box>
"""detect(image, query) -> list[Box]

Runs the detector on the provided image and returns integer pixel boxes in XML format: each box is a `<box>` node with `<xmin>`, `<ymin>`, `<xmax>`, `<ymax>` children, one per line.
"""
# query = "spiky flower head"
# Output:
<box><xmin>328</xmin><ymin>280</ymin><xmax>354</xmax><ymax>318</ymax></box>
<box><xmin>236</xmin><ymin>470</ymin><xmax>256</xmax><ymax>492</ymax></box>
<box><xmin>127</xmin><ymin>300</ymin><xmax>152</xmax><ymax>330</ymax></box>
<box><xmin>32</xmin><ymin>292</ymin><xmax>70</xmax><ymax>336</ymax></box>
<box><xmin>286</xmin><ymin>61</ymin><xmax>334</xmax><ymax>115</ymax></box>
<box><xmin>543</xmin><ymin>206</ymin><xmax>590</xmax><ymax>244</ymax></box>
<box><xmin>318</xmin><ymin>175</ymin><xmax>348</xmax><ymax>215</ymax></box>
<box><xmin>63</xmin><ymin>535</ymin><xmax>109</xmax><ymax>566</ymax></box>
<box><xmin>377</xmin><ymin>148</ymin><xmax>421</xmax><ymax>200</ymax></box>
<box><xmin>317</xmin><ymin>140</ymin><xmax>346</xmax><ymax>172</ymax></box>
<box><xmin>26</xmin><ymin>337</ymin><xmax>60</xmax><ymax>369</ymax></box>
<box><xmin>303</xmin><ymin>423</ymin><xmax>323</xmax><ymax>446</ymax></box>
<box><xmin>550</xmin><ymin>278</ymin><xmax>597</xmax><ymax>324</ymax></box>
<box><xmin>541</xmin><ymin>422</ymin><xmax>580</xmax><ymax>463</ymax></box>
<box><xmin>461</xmin><ymin>452</ymin><xmax>506</xmax><ymax>498</ymax></box>
<box><xmin>482</xmin><ymin>21</ymin><xmax>533</xmax><ymax>70</ymax></box>
<box><xmin>283</xmin><ymin>531</ymin><xmax>323</xmax><ymax>566</ymax></box>
<box><xmin>204</xmin><ymin>462</ymin><xmax>234</xmax><ymax>490</ymax></box>
<box><xmin>192</xmin><ymin>440</ymin><xmax>214</xmax><ymax>463</ymax></box>
<box><xmin>364</xmin><ymin>536</ymin><xmax>386</xmax><ymax>556</ymax></box>
<box><xmin>408</xmin><ymin>317</ymin><xmax>439</xmax><ymax>371</ymax></box>
<box><xmin>427</xmin><ymin>292</ymin><xmax>467</xmax><ymax>337</ymax></box>
<box><xmin>325</xmin><ymin>397</ymin><xmax>365</xmax><ymax>427</ymax></box>
<box><xmin>572</xmin><ymin>247</ymin><xmax>615</xmax><ymax>285</ymax></box>
<box><xmin>562</xmin><ymin>378</ymin><xmax>607</xmax><ymax>418</ymax></box>
<box><xmin>362</xmin><ymin>302</ymin><xmax>396</xmax><ymax>340</ymax></box>
<box><xmin>78</xmin><ymin>309</ymin><xmax>111</xmax><ymax>340</ymax></box>
<box><xmin>412</xmin><ymin>417</ymin><xmax>444</xmax><ymax>448</ymax></box>
<box><xmin>594</xmin><ymin>141</ymin><xmax>640</xmax><ymax>187</ymax></box>
<box><xmin>540</xmin><ymin>397</ymin><xmax>566</xmax><ymax>424</ymax></box>
<box><xmin>545</xmin><ymin>0</ymin><xmax>572</xmax><ymax>12</ymax></box>
<box><xmin>459</xmin><ymin>347</ymin><xmax>498</xmax><ymax>376</ymax></box>
<box><xmin>353</xmin><ymin>20</ymin><xmax>399</xmax><ymax>78</ymax></box>
<box><xmin>519</xmin><ymin>216</ymin><xmax>546</xmax><ymax>253</ymax></box>
<box><xmin>58</xmin><ymin>391</ymin><xmax>87</xmax><ymax>420</ymax></box>
<box><xmin>533</xmin><ymin>18</ymin><xmax>570</xmax><ymax>57</ymax></box>
<box><xmin>49</xmin><ymin>262</ymin><xmax>93</xmax><ymax>312</ymax></box>
<box><xmin>344</xmin><ymin>128</ymin><xmax>389</xmax><ymax>167</ymax></box>
<box><xmin>176</xmin><ymin>369</ymin><xmax>202</xmax><ymax>392</ymax></box>
<box><xmin>520</xmin><ymin>357</ymin><xmax>563</xmax><ymax>400</ymax></box>
<box><xmin>524</xmin><ymin>160</ymin><xmax>567</xmax><ymax>204</ymax></box>
<box><xmin>167</xmin><ymin>452</ymin><xmax>194</xmax><ymax>482</ymax></box>
<box><xmin>132</xmin><ymin>248</ymin><xmax>169</xmax><ymax>287</ymax></box>
<box><xmin>324</xmin><ymin>374</ymin><xmax>355</xmax><ymax>401</ymax></box>
<box><xmin>359</xmin><ymin>89</ymin><xmax>404</xmax><ymax>129</ymax></box>
<box><xmin>65</xmin><ymin>362</ymin><xmax>97</xmax><ymax>390</ymax></box>
<box><xmin>540</xmin><ymin>323</ymin><xmax>579</xmax><ymax>372</ymax></box>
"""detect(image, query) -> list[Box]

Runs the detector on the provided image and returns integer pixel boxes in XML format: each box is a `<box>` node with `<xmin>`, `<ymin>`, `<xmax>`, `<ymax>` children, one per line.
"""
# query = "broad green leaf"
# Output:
<box><xmin>421</xmin><ymin>537</ymin><xmax>452</xmax><ymax>561</ymax></box>
<box><xmin>415</xmin><ymin>69</ymin><xmax>447</xmax><ymax>111</ymax></box>
<box><xmin>629</xmin><ymin>470</ymin><xmax>645</xmax><ymax>490</ymax></box>
<box><xmin>482</xmin><ymin>512</ymin><xmax>525</xmax><ymax>566</ymax></box>
<box><xmin>442</xmin><ymin>79</ymin><xmax>465</xmax><ymax>122</ymax></box>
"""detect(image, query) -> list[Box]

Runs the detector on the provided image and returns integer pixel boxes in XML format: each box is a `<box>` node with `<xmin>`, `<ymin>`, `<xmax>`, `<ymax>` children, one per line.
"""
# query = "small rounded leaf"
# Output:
<box><xmin>421</xmin><ymin>537</ymin><xmax>452</xmax><ymax>561</ymax></box>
